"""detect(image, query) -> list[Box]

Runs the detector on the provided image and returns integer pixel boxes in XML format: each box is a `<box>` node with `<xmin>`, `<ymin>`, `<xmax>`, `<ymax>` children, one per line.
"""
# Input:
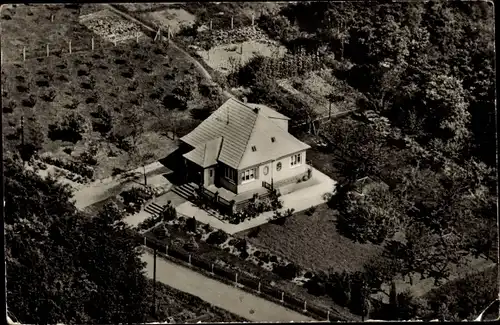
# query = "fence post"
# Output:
<box><xmin>281</xmin><ymin>292</ymin><xmax>284</xmax><ymax>303</ymax></box>
<box><xmin>209</xmin><ymin>20</ymin><xmax>212</xmax><ymax>30</ymax></box>
<box><xmin>303</xmin><ymin>300</ymin><xmax>307</xmax><ymax>312</ymax></box>
<box><xmin>23</xmin><ymin>46</ymin><xmax>26</xmax><ymax>61</ymax></box>
<box><xmin>257</xmin><ymin>282</ymin><xmax>261</xmax><ymax>294</ymax></box>
<box><xmin>235</xmin><ymin>273</ymin><xmax>238</xmax><ymax>286</ymax></box>
<box><xmin>144</xmin><ymin>236</ymin><xmax>146</xmax><ymax>246</ymax></box>
<box><xmin>327</xmin><ymin>310</ymin><xmax>330</xmax><ymax>321</ymax></box>
<box><xmin>51</xmin><ymin>14</ymin><xmax>54</xmax><ymax>22</ymax></box>
<box><xmin>91</xmin><ymin>37</ymin><xmax>95</xmax><ymax>51</ymax></box>
<box><xmin>188</xmin><ymin>254</ymin><xmax>191</xmax><ymax>265</ymax></box>
<box><xmin>165</xmin><ymin>245</ymin><xmax>168</xmax><ymax>255</ymax></box>
<box><xmin>167</xmin><ymin>25</ymin><xmax>171</xmax><ymax>41</ymax></box>
<box><xmin>231</xmin><ymin>16</ymin><xmax>234</xmax><ymax>30</ymax></box>
<box><xmin>69</xmin><ymin>40</ymin><xmax>72</xmax><ymax>54</ymax></box>
<box><xmin>251</xmin><ymin>14</ymin><xmax>255</xmax><ymax>30</ymax></box>
<box><xmin>46</xmin><ymin>44</ymin><xmax>49</xmax><ymax>57</ymax></box>
<box><xmin>211</xmin><ymin>263</ymin><xmax>214</xmax><ymax>275</ymax></box>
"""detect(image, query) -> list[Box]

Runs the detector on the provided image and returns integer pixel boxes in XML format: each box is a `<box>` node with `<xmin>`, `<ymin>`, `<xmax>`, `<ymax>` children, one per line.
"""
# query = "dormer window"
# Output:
<box><xmin>271</xmin><ymin>137</ymin><xmax>276</xmax><ymax>143</ymax></box>
<box><xmin>251</xmin><ymin>146</ymin><xmax>257</xmax><ymax>152</ymax></box>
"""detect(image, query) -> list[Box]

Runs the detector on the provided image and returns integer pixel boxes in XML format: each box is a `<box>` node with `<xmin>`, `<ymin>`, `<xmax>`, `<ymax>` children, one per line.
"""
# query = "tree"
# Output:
<box><xmin>128</xmin><ymin>140</ymin><xmax>155</xmax><ymax>186</ymax></box>
<box><xmin>112</xmin><ymin>105</ymin><xmax>144</xmax><ymax>150</ymax></box>
<box><xmin>18</xmin><ymin>115</ymin><xmax>45</xmax><ymax>162</ymax></box>
<box><xmin>336</xmin><ymin>182</ymin><xmax>402</xmax><ymax>244</ymax></box>
<box><xmin>4</xmin><ymin>157</ymin><xmax>150</xmax><ymax>324</ymax></box>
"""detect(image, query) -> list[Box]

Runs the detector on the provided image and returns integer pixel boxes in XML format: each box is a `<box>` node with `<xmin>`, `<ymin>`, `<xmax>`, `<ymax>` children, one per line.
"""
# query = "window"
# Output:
<box><xmin>224</xmin><ymin>166</ymin><xmax>236</xmax><ymax>182</ymax></box>
<box><xmin>263</xmin><ymin>166</ymin><xmax>269</xmax><ymax>175</ymax></box>
<box><xmin>291</xmin><ymin>153</ymin><xmax>302</xmax><ymax>166</ymax></box>
<box><xmin>251</xmin><ymin>145</ymin><xmax>257</xmax><ymax>152</ymax></box>
<box><xmin>276</xmin><ymin>162</ymin><xmax>282</xmax><ymax>171</ymax></box>
<box><xmin>241</xmin><ymin>168</ymin><xmax>256</xmax><ymax>182</ymax></box>
<box><xmin>271</xmin><ymin>137</ymin><xmax>276</xmax><ymax>143</ymax></box>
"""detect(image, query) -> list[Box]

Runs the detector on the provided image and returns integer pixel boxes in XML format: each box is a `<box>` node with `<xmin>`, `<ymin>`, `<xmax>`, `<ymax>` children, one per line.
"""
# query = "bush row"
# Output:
<box><xmin>40</xmin><ymin>155</ymin><xmax>94</xmax><ymax>180</ymax></box>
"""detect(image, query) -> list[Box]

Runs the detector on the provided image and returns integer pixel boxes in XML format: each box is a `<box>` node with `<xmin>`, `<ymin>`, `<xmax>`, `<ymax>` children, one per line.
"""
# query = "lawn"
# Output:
<box><xmin>237</xmin><ymin>204</ymin><xmax>382</xmax><ymax>273</ymax></box>
<box><xmin>2</xmin><ymin>5</ymin><xmax>216</xmax><ymax>180</ymax></box>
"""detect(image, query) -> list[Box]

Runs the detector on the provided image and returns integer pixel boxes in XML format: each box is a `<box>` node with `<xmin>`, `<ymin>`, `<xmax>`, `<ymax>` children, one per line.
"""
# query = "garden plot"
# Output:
<box><xmin>197</xmin><ymin>40</ymin><xmax>287</xmax><ymax>75</ymax></box>
<box><xmin>140</xmin><ymin>8</ymin><xmax>197</xmax><ymax>35</ymax></box>
<box><xmin>278</xmin><ymin>71</ymin><xmax>363</xmax><ymax>118</ymax></box>
<box><xmin>80</xmin><ymin>9</ymin><xmax>145</xmax><ymax>44</ymax></box>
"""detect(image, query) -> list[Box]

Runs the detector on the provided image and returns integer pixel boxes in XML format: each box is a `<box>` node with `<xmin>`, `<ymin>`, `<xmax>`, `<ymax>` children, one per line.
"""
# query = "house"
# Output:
<box><xmin>179</xmin><ymin>98</ymin><xmax>311</xmax><ymax>197</ymax></box>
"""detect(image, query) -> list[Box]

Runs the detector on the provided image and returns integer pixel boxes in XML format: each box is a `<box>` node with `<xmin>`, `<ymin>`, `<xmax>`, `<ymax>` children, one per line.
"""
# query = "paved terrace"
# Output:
<box><xmin>176</xmin><ymin>166</ymin><xmax>336</xmax><ymax>234</ymax></box>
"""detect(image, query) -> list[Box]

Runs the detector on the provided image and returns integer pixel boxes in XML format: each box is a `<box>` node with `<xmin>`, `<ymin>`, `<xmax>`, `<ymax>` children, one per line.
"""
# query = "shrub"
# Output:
<box><xmin>203</xmin><ymin>223</ymin><xmax>213</xmax><ymax>232</ymax></box>
<box><xmin>248</xmin><ymin>226</ymin><xmax>261</xmax><ymax>238</ymax></box>
<box><xmin>16</xmin><ymin>85</ymin><xmax>29</xmax><ymax>93</ymax></box>
<box><xmin>41</xmin><ymin>89</ymin><xmax>56</xmax><ymax>102</ymax></box>
<box><xmin>21</xmin><ymin>95</ymin><xmax>37</xmax><ymax>108</ymax></box>
<box><xmin>234</xmin><ymin>239</ymin><xmax>247</xmax><ymax>254</ymax></box>
<box><xmin>240</xmin><ymin>251</ymin><xmax>249</xmax><ymax>259</ymax></box>
<box><xmin>304</xmin><ymin>276</ymin><xmax>327</xmax><ymax>296</ymax></box>
<box><xmin>3</xmin><ymin>101</ymin><xmax>16</xmax><ymax>114</ymax></box>
<box><xmin>270</xmin><ymin>255</ymin><xmax>278</xmax><ymax>263</ymax></box>
<box><xmin>63</xmin><ymin>147</ymin><xmax>72</xmax><ymax>155</ymax></box>
<box><xmin>48</xmin><ymin>112</ymin><xmax>86</xmax><ymax>143</ymax></box>
<box><xmin>77</xmin><ymin>69</ymin><xmax>89</xmax><ymax>76</ymax></box>
<box><xmin>305</xmin><ymin>206</ymin><xmax>316</xmax><ymax>216</ymax></box>
<box><xmin>273</xmin><ymin>262</ymin><xmax>299</xmax><ymax>280</ymax></box>
<box><xmin>185</xmin><ymin>216</ymin><xmax>197</xmax><ymax>233</ymax></box>
<box><xmin>206</xmin><ymin>230</ymin><xmax>228</xmax><ymax>246</ymax></box>
<box><xmin>36</xmin><ymin>80</ymin><xmax>49</xmax><ymax>87</ymax></box>
<box><xmin>120</xmin><ymin>187</ymin><xmax>153</xmax><ymax>214</ymax></box>
<box><xmin>161</xmin><ymin>203</ymin><xmax>177</xmax><ymax>221</ymax></box>
<box><xmin>78</xmin><ymin>143</ymin><xmax>98</xmax><ymax>166</ymax></box>
<box><xmin>253</xmin><ymin>250</ymin><xmax>261</xmax><ymax>257</ymax></box>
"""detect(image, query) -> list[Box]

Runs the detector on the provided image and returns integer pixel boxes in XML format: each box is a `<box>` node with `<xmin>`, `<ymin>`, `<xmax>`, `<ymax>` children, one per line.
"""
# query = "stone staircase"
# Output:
<box><xmin>171</xmin><ymin>183</ymin><xmax>198</xmax><ymax>200</ymax></box>
<box><xmin>144</xmin><ymin>201</ymin><xmax>164</xmax><ymax>216</ymax></box>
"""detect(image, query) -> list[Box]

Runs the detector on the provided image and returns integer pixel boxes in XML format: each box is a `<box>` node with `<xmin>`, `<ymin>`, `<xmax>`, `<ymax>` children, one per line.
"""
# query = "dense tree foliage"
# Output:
<box><xmin>258</xmin><ymin>1</ymin><xmax>495</xmax><ymax>165</ymax></box>
<box><xmin>4</xmin><ymin>156</ymin><xmax>150</xmax><ymax>324</ymax></box>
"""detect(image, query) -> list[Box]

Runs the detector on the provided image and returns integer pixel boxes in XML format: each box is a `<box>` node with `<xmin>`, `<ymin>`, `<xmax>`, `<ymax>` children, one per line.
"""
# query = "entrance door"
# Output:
<box><xmin>207</xmin><ymin>168</ymin><xmax>215</xmax><ymax>186</ymax></box>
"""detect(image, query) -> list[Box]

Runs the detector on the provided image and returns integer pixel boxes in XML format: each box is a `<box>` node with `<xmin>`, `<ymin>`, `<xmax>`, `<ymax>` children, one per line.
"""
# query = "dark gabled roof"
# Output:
<box><xmin>180</xmin><ymin>98</ymin><xmax>310</xmax><ymax>169</ymax></box>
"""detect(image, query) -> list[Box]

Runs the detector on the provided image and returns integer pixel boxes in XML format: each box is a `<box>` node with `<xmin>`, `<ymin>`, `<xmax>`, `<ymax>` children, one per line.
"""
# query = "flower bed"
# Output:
<box><xmin>39</xmin><ymin>156</ymin><xmax>94</xmax><ymax>182</ymax></box>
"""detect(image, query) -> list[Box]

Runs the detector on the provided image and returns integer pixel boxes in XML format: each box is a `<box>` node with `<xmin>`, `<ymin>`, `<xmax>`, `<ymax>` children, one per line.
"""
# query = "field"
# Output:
<box><xmin>278</xmin><ymin>70</ymin><xmax>364</xmax><ymax>118</ymax></box>
<box><xmin>237</xmin><ymin>204</ymin><xmax>382</xmax><ymax>273</ymax></box>
<box><xmin>197</xmin><ymin>38</ymin><xmax>287</xmax><ymax>75</ymax></box>
<box><xmin>2</xmin><ymin>4</ymin><xmax>217</xmax><ymax>180</ymax></box>
<box><xmin>0</xmin><ymin>4</ymin><xmax>104</xmax><ymax>62</ymax></box>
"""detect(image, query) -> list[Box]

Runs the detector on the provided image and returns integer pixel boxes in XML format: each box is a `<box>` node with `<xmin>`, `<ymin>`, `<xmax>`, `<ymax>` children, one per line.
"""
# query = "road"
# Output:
<box><xmin>141</xmin><ymin>251</ymin><xmax>316</xmax><ymax>322</ymax></box>
<box><xmin>104</xmin><ymin>4</ymin><xmax>235</xmax><ymax>100</ymax></box>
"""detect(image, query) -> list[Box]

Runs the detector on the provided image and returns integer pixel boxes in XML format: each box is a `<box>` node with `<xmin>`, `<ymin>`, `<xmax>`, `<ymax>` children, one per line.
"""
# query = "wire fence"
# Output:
<box><xmin>140</xmin><ymin>234</ymin><xmax>349</xmax><ymax>322</ymax></box>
